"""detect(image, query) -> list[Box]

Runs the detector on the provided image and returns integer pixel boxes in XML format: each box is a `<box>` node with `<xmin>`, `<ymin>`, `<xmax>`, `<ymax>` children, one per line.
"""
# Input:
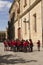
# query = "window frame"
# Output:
<box><xmin>33</xmin><ymin>13</ymin><xmax>37</xmax><ymax>32</ymax></box>
<box><xmin>24</xmin><ymin>0</ymin><xmax>27</xmax><ymax>8</ymax></box>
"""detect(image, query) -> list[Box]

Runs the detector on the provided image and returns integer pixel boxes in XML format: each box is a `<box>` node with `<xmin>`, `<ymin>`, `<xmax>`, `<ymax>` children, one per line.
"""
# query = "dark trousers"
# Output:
<box><xmin>30</xmin><ymin>47</ymin><xmax>33</xmax><ymax>52</ymax></box>
<box><xmin>13</xmin><ymin>46</ymin><xmax>17</xmax><ymax>52</ymax></box>
<box><xmin>23</xmin><ymin>46</ymin><xmax>27</xmax><ymax>52</ymax></box>
<box><xmin>17</xmin><ymin>46</ymin><xmax>20</xmax><ymax>51</ymax></box>
<box><xmin>38</xmin><ymin>46</ymin><xmax>40</xmax><ymax>51</ymax></box>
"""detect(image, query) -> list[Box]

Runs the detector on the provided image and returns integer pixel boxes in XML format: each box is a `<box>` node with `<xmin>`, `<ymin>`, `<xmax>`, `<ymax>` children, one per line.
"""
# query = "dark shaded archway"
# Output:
<box><xmin>18</xmin><ymin>27</ymin><xmax>21</xmax><ymax>40</ymax></box>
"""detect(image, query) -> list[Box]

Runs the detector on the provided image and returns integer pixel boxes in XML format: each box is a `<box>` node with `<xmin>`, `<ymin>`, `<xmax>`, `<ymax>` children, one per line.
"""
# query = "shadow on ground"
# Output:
<box><xmin>0</xmin><ymin>54</ymin><xmax>37</xmax><ymax>65</ymax></box>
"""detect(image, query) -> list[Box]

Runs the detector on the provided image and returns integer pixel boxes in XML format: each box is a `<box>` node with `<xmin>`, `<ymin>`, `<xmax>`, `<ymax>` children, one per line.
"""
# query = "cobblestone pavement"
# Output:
<box><xmin>0</xmin><ymin>43</ymin><xmax>43</xmax><ymax>65</ymax></box>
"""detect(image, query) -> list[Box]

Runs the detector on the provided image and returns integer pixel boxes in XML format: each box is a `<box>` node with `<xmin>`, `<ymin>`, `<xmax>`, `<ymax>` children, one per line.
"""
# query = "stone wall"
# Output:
<box><xmin>30</xmin><ymin>2</ymin><xmax>42</xmax><ymax>45</ymax></box>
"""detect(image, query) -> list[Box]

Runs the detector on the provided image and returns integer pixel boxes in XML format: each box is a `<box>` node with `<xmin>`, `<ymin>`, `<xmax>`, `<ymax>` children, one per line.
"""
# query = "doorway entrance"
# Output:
<box><xmin>18</xmin><ymin>27</ymin><xmax>21</xmax><ymax>40</ymax></box>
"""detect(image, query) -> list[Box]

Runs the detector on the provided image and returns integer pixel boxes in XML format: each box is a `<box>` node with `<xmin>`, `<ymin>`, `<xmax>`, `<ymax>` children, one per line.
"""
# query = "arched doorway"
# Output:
<box><xmin>18</xmin><ymin>27</ymin><xmax>21</xmax><ymax>40</ymax></box>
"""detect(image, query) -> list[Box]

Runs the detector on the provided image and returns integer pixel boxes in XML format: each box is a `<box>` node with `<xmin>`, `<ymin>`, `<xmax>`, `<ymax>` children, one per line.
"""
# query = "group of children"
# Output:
<box><xmin>3</xmin><ymin>39</ymin><xmax>40</xmax><ymax>52</ymax></box>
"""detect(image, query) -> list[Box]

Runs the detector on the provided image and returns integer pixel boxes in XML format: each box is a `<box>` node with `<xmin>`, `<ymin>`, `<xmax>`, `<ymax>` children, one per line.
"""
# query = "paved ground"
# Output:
<box><xmin>0</xmin><ymin>43</ymin><xmax>43</xmax><ymax>65</ymax></box>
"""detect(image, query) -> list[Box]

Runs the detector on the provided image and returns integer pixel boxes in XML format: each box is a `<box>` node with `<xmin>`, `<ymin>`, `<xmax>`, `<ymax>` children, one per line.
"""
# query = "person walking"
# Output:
<box><xmin>37</xmin><ymin>40</ymin><xmax>40</xmax><ymax>51</ymax></box>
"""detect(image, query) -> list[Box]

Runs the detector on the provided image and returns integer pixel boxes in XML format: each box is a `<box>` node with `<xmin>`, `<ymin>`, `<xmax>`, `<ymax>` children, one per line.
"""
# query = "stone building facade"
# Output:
<box><xmin>9</xmin><ymin>0</ymin><xmax>43</xmax><ymax>46</ymax></box>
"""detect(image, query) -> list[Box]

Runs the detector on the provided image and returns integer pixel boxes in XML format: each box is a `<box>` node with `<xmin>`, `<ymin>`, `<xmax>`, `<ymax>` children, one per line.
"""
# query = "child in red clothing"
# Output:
<box><xmin>23</xmin><ymin>40</ymin><xmax>28</xmax><ymax>52</ymax></box>
<box><xmin>13</xmin><ymin>40</ymin><xmax>17</xmax><ymax>51</ymax></box>
<box><xmin>16</xmin><ymin>39</ymin><xmax>20</xmax><ymax>51</ymax></box>
<box><xmin>7</xmin><ymin>40</ymin><xmax>11</xmax><ymax>51</ymax></box>
<box><xmin>10</xmin><ymin>40</ymin><xmax>16</xmax><ymax>51</ymax></box>
<box><xmin>3</xmin><ymin>40</ymin><xmax>8</xmax><ymax>51</ymax></box>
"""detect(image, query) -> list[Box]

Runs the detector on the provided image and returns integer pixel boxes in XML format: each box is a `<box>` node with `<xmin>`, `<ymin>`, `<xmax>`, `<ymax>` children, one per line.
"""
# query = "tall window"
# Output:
<box><xmin>24</xmin><ymin>0</ymin><xmax>27</xmax><ymax>7</ymax></box>
<box><xmin>24</xmin><ymin>18</ymin><xmax>27</xmax><ymax>34</ymax></box>
<box><xmin>18</xmin><ymin>27</ymin><xmax>21</xmax><ymax>40</ymax></box>
<box><xmin>33</xmin><ymin>14</ymin><xmax>37</xmax><ymax>32</ymax></box>
<box><xmin>17</xmin><ymin>0</ymin><xmax>20</xmax><ymax>13</ymax></box>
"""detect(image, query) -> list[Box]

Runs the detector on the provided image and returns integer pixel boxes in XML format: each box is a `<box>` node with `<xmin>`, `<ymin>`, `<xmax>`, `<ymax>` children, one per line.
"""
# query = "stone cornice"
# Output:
<box><xmin>14</xmin><ymin>0</ymin><xmax>41</xmax><ymax>23</ymax></box>
<box><xmin>9</xmin><ymin>0</ymin><xmax>15</xmax><ymax>13</ymax></box>
<box><xmin>9</xmin><ymin>0</ymin><xmax>20</xmax><ymax>13</ymax></box>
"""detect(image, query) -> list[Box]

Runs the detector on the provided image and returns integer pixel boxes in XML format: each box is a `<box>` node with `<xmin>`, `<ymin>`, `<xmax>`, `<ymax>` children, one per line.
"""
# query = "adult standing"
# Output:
<box><xmin>37</xmin><ymin>40</ymin><xmax>40</xmax><ymax>51</ymax></box>
<box><xmin>29</xmin><ymin>39</ymin><xmax>33</xmax><ymax>52</ymax></box>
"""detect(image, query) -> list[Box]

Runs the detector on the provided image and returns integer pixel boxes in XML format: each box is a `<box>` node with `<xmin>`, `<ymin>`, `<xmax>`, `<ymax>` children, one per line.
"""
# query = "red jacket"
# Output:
<box><xmin>11</xmin><ymin>41</ymin><xmax>16</xmax><ymax>46</ymax></box>
<box><xmin>11</xmin><ymin>41</ymin><xmax>14</xmax><ymax>46</ymax></box>
<box><xmin>7</xmin><ymin>41</ymin><xmax>11</xmax><ymax>46</ymax></box>
<box><xmin>17</xmin><ymin>41</ymin><xmax>20</xmax><ymax>46</ymax></box>
<box><xmin>4</xmin><ymin>41</ymin><xmax>7</xmax><ymax>46</ymax></box>
<box><xmin>23</xmin><ymin>41</ymin><xmax>28</xmax><ymax>47</ymax></box>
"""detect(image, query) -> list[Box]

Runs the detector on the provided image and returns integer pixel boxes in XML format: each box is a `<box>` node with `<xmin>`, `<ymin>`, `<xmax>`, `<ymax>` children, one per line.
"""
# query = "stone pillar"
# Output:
<box><xmin>41</xmin><ymin>0</ymin><xmax>43</xmax><ymax>47</ymax></box>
